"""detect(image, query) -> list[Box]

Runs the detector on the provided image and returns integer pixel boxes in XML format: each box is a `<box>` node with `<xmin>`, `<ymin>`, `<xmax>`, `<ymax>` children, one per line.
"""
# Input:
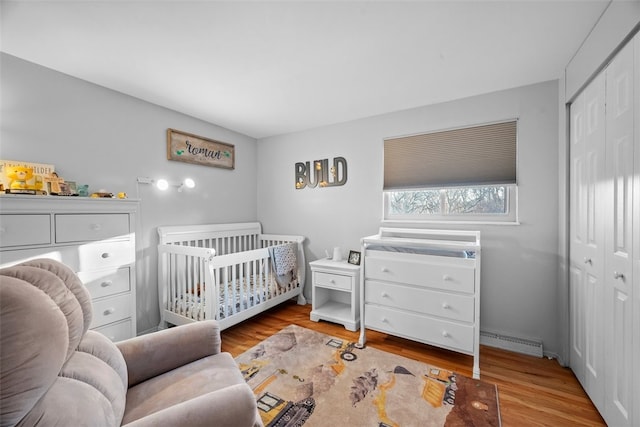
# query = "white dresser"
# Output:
<box><xmin>359</xmin><ymin>228</ymin><xmax>481</xmax><ymax>378</ymax></box>
<box><xmin>0</xmin><ymin>195</ymin><xmax>138</xmax><ymax>341</ymax></box>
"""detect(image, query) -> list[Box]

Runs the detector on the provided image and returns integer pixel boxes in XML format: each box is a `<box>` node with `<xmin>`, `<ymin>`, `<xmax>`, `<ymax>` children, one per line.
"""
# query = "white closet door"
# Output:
<box><xmin>569</xmin><ymin>71</ymin><xmax>606</xmax><ymax>412</ymax></box>
<box><xmin>604</xmin><ymin>36</ymin><xmax>636</xmax><ymax>427</ymax></box>
<box><xmin>633</xmin><ymin>31</ymin><xmax>640</xmax><ymax>427</ymax></box>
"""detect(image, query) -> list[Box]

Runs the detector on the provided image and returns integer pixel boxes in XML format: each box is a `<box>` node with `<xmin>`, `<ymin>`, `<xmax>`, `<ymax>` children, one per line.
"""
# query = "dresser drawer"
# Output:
<box><xmin>0</xmin><ymin>241</ymin><xmax>132</xmax><ymax>271</ymax></box>
<box><xmin>364</xmin><ymin>304</ymin><xmax>474</xmax><ymax>354</ymax></box>
<box><xmin>314</xmin><ymin>271</ymin><xmax>352</xmax><ymax>291</ymax></box>
<box><xmin>75</xmin><ymin>240</ymin><xmax>134</xmax><ymax>271</ymax></box>
<box><xmin>365</xmin><ymin>280</ymin><xmax>474</xmax><ymax>323</ymax></box>
<box><xmin>78</xmin><ymin>267</ymin><xmax>131</xmax><ymax>299</ymax></box>
<box><xmin>365</xmin><ymin>251</ymin><xmax>475</xmax><ymax>293</ymax></box>
<box><xmin>0</xmin><ymin>214</ymin><xmax>51</xmax><ymax>247</ymax></box>
<box><xmin>55</xmin><ymin>213</ymin><xmax>130</xmax><ymax>243</ymax></box>
<box><xmin>91</xmin><ymin>293</ymin><xmax>132</xmax><ymax>328</ymax></box>
<box><xmin>93</xmin><ymin>319</ymin><xmax>133</xmax><ymax>342</ymax></box>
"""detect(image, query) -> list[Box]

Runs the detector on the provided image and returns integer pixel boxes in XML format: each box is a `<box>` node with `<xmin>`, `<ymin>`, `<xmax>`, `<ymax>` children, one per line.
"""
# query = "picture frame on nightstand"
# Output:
<box><xmin>347</xmin><ymin>250</ymin><xmax>361</xmax><ymax>265</ymax></box>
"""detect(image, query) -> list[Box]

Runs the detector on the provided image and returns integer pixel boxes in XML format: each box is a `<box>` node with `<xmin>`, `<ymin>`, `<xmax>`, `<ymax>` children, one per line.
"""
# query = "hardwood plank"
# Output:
<box><xmin>221</xmin><ymin>301</ymin><xmax>605</xmax><ymax>426</ymax></box>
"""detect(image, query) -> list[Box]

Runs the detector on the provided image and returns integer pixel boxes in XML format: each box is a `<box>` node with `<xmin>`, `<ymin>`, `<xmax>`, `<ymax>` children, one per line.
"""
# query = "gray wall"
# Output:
<box><xmin>257</xmin><ymin>80</ymin><xmax>562</xmax><ymax>356</ymax></box>
<box><xmin>1</xmin><ymin>53</ymin><xmax>564</xmax><ymax>355</ymax></box>
<box><xmin>0</xmin><ymin>53</ymin><xmax>259</xmax><ymax>333</ymax></box>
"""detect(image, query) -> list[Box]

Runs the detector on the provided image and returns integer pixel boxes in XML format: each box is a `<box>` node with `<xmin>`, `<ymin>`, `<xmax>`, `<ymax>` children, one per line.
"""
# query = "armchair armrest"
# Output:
<box><xmin>117</xmin><ymin>320</ymin><xmax>221</xmax><ymax>387</ymax></box>
<box><xmin>121</xmin><ymin>383</ymin><xmax>261</xmax><ymax>427</ymax></box>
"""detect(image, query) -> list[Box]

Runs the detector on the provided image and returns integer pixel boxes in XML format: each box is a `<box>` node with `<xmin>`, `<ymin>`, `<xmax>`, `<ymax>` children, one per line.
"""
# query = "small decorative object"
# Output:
<box><xmin>167</xmin><ymin>128</ymin><xmax>234</xmax><ymax>170</ymax></box>
<box><xmin>0</xmin><ymin>160</ymin><xmax>53</xmax><ymax>195</ymax></box>
<box><xmin>44</xmin><ymin>172</ymin><xmax>65</xmax><ymax>195</ymax></box>
<box><xmin>55</xmin><ymin>181</ymin><xmax>78</xmax><ymax>196</ymax></box>
<box><xmin>90</xmin><ymin>190</ymin><xmax>115</xmax><ymax>198</ymax></box>
<box><xmin>347</xmin><ymin>250</ymin><xmax>361</xmax><ymax>266</ymax></box>
<box><xmin>65</xmin><ymin>181</ymin><xmax>79</xmax><ymax>196</ymax></box>
<box><xmin>117</xmin><ymin>192</ymin><xmax>127</xmax><ymax>199</ymax></box>
<box><xmin>77</xmin><ymin>184</ymin><xmax>89</xmax><ymax>197</ymax></box>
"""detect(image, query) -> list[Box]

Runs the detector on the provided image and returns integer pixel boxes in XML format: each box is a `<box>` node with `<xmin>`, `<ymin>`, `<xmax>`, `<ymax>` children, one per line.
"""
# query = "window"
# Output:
<box><xmin>383</xmin><ymin>120</ymin><xmax>518</xmax><ymax>222</ymax></box>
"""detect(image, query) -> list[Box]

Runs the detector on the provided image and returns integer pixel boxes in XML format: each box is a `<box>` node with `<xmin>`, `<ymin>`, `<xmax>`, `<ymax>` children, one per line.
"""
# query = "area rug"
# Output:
<box><xmin>235</xmin><ymin>324</ymin><xmax>501</xmax><ymax>427</ymax></box>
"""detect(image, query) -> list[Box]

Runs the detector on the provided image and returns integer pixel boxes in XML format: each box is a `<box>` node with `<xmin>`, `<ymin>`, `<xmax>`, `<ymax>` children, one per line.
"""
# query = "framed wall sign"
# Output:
<box><xmin>167</xmin><ymin>128</ymin><xmax>235</xmax><ymax>169</ymax></box>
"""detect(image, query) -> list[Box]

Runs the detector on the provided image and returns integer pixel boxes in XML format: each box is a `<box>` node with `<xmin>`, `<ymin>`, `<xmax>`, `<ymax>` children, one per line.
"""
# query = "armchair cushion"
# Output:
<box><xmin>122</xmin><ymin>352</ymin><xmax>256</xmax><ymax>426</ymax></box>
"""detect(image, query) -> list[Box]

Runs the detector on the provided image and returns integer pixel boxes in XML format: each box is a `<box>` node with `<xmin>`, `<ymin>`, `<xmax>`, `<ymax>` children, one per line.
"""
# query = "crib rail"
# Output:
<box><xmin>158</xmin><ymin>245</ymin><xmax>216</xmax><ymax>326</ymax></box>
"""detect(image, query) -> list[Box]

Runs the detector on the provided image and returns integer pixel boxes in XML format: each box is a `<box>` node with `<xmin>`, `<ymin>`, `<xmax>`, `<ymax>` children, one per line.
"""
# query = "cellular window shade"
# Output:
<box><xmin>384</xmin><ymin>120</ymin><xmax>517</xmax><ymax>190</ymax></box>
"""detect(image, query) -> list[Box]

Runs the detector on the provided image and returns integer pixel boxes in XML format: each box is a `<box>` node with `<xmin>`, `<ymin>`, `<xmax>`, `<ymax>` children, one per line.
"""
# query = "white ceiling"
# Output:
<box><xmin>1</xmin><ymin>1</ymin><xmax>610</xmax><ymax>139</ymax></box>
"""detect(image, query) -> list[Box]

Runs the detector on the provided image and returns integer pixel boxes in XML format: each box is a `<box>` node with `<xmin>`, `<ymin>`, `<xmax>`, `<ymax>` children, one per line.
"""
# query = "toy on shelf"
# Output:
<box><xmin>1</xmin><ymin>160</ymin><xmax>53</xmax><ymax>195</ymax></box>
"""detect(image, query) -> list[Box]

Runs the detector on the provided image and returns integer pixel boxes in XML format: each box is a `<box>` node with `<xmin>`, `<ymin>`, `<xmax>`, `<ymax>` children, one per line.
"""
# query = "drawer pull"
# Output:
<box><xmin>330</xmin><ymin>279</ymin><xmax>336</xmax><ymax>284</ymax></box>
<box><xmin>101</xmin><ymin>252</ymin><xmax>111</xmax><ymax>259</ymax></box>
<box><xmin>381</xmin><ymin>317</ymin><xmax>388</xmax><ymax>323</ymax></box>
<box><xmin>442</xmin><ymin>275</ymin><xmax>452</xmax><ymax>281</ymax></box>
<box><xmin>613</xmin><ymin>271</ymin><xmax>625</xmax><ymax>280</ymax></box>
<box><xmin>103</xmin><ymin>308</ymin><xmax>116</xmax><ymax>316</ymax></box>
<box><xmin>101</xmin><ymin>281</ymin><xmax>113</xmax><ymax>288</ymax></box>
<box><xmin>583</xmin><ymin>257</ymin><xmax>592</xmax><ymax>265</ymax></box>
<box><xmin>442</xmin><ymin>303</ymin><xmax>451</xmax><ymax>309</ymax></box>
<box><xmin>381</xmin><ymin>292</ymin><xmax>389</xmax><ymax>298</ymax></box>
<box><xmin>90</xmin><ymin>223</ymin><xmax>102</xmax><ymax>231</ymax></box>
<box><xmin>380</xmin><ymin>267</ymin><xmax>388</xmax><ymax>273</ymax></box>
<box><xmin>442</xmin><ymin>331</ymin><xmax>450</xmax><ymax>338</ymax></box>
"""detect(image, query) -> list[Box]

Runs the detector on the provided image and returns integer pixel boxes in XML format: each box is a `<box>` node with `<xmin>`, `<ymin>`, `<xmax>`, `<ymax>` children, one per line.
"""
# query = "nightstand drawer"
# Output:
<box><xmin>55</xmin><ymin>213</ymin><xmax>130</xmax><ymax>243</ymax></box>
<box><xmin>78</xmin><ymin>267</ymin><xmax>131</xmax><ymax>299</ymax></box>
<box><xmin>315</xmin><ymin>271</ymin><xmax>352</xmax><ymax>291</ymax></box>
<box><xmin>0</xmin><ymin>214</ymin><xmax>51</xmax><ymax>247</ymax></box>
<box><xmin>91</xmin><ymin>293</ymin><xmax>132</xmax><ymax>328</ymax></box>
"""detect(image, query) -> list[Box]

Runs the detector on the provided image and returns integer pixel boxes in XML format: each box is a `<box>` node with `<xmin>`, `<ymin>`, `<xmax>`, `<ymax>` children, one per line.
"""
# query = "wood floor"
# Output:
<box><xmin>220</xmin><ymin>301</ymin><xmax>606</xmax><ymax>427</ymax></box>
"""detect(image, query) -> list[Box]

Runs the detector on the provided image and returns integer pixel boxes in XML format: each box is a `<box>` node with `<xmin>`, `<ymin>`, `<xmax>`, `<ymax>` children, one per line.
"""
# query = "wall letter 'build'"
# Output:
<box><xmin>295</xmin><ymin>157</ymin><xmax>347</xmax><ymax>189</ymax></box>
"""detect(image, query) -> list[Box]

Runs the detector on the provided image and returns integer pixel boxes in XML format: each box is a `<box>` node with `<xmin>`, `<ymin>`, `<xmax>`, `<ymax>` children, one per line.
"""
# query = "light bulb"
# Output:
<box><xmin>155</xmin><ymin>179</ymin><xmax>169</xmax><ymax>191</ymax></box>
<box><xmin>183</xmin><ymin>178</ymin><xmax>195</xmax><ymax>189</ymax></box>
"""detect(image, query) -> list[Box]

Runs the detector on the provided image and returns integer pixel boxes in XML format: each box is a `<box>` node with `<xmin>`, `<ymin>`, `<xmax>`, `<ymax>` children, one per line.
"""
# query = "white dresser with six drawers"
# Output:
<box><xmin>359</xmin><ymin>228</ymin><xmax>481</xmax><ymax>378</ymax></box>
<box><xmin>0</xmin><ymin>195</ymin><xmax>138</xmax><ymax>341</ymax></box>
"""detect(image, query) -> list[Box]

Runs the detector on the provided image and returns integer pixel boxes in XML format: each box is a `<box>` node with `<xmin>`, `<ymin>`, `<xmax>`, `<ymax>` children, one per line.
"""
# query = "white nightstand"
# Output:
<box><xmin>309</xmin><ymin>258</ymin><xmax>360</xmax><ymax>331</ymax></box>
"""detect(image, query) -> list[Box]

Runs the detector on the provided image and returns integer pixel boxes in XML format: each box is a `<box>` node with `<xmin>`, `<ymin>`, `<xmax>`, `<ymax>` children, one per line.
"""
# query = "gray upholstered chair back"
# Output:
<box><xmin>1</xmin><ymin>259</ymin><xmax>128</xmax><ymax>427</ymax></box>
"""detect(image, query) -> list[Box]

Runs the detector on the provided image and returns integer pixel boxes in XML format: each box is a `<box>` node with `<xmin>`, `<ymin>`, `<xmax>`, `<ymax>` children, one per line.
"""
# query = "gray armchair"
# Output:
<box><xmin>0</xmin><ymin>259</ymin><xmax>262</xmax><ymax>427</ymax></box>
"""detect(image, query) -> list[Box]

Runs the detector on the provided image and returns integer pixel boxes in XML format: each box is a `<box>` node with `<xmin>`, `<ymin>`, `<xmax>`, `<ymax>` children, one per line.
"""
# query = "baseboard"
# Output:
<box><xmin>480</xmin><ymin>329</ymin><xmax>544</xmax><ymax>358</ymax></box>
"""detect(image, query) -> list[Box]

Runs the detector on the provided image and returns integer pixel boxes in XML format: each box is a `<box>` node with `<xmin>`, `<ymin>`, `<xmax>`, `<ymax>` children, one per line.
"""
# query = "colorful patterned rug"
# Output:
<box><xmin>235</xmin><ymin>324</ymin><xmax>501</xmax><ymax>427</ymax></box>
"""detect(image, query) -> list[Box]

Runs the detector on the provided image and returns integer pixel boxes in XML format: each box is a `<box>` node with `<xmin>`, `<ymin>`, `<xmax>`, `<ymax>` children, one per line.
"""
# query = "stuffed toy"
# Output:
<box><xmin>5</xmin><ymin>166</ymin><xmax>34</xmax><ymax>190</ymax></box>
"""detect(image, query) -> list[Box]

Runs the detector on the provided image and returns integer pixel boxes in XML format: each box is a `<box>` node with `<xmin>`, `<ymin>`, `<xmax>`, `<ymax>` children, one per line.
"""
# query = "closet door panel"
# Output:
<box><xmin>569</xmin><ymin>71</ymin><xmax>606</xmax><ymax>411</ymax></box>
<box><xmin>569</xmin><ymin>264</ymin><xmax>585</xmax><ymax>382</ymax></box>
<box><xmin>569</xmin><ymin>91</ymin><xmax>586</xmax><ymax>384</ymax></box>
<box><xmin>604</xmin><ymin>37</ymin><xmax>635</xmax><ymax>427</ymax></box>
<box><xmin>633</xmin><ymin>31</ymin><xmax>640</xmax><ymax>427</ymax></box>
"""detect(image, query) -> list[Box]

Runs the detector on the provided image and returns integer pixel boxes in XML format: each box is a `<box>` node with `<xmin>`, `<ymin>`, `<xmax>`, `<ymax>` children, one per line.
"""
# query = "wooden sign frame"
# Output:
<box><xmin>167</xmin><ymin>128</ymin><xmax>235</xmax><ymax>170</ymax></box>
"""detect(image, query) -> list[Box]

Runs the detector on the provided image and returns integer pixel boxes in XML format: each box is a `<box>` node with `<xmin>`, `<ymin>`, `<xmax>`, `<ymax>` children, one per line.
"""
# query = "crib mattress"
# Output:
<box><xmin>170</xmin><ymin>274</ymin><xmax>293</xmax><ymax>321</ymax></box>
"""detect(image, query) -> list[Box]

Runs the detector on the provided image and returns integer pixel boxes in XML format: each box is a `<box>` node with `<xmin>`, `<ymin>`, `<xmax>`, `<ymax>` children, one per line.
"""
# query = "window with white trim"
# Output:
<box><xmin>383</xmin><ymin>120</ymin><xmax>518</xmax><ymax>222</ymax></box>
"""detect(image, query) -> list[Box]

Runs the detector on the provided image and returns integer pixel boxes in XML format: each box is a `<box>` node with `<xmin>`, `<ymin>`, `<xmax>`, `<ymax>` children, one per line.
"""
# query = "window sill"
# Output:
<box><xmin>382</xmin><ymin>219</ymin><xmax>521</xmax><ymax>226</ymax></box>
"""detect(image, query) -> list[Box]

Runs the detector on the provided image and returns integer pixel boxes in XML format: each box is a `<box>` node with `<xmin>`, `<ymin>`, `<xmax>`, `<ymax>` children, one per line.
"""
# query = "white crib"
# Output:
<box><xmin>157</xmin><ymin>222</ymin><xmax>306</xmax><ymax>330</ymax></box>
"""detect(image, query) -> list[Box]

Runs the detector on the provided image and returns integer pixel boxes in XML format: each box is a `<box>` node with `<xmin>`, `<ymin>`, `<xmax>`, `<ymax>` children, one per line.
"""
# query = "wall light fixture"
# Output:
<box><xmin>137</xmin><ymin>177</ymin><xmax>196</xmax><ymax>192</ymax></box>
